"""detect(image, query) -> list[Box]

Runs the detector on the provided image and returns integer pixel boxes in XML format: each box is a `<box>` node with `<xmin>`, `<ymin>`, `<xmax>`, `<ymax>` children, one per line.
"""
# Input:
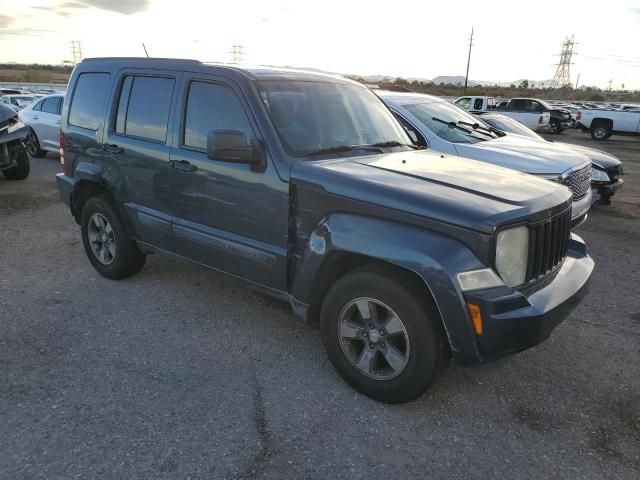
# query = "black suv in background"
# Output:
<box><xmin>57</xmin><ymin>58</ymin><xmax>593</xmax><ymax>403</ymax></box>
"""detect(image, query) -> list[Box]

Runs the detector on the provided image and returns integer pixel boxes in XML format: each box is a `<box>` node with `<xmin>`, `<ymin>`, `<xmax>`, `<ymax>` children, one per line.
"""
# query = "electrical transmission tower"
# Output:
<box><xmin>70</xmin><ymin>40</ymin><xmax>83</xmax><ymax>65</ymax></box>
<box><xmin>229</xmin><ymin>45</ymin><xmax>245</xmax><ymax>64</ymax></box>
<box><xmin>551</xmin><ymin>35</ymin><xmax>576</xmax><ymax>88</ymax></box>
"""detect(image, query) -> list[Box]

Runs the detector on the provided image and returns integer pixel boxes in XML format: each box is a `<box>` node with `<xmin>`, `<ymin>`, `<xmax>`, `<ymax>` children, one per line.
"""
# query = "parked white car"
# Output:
<box><xmin>0</xmin><ymin>94</ymin><xmax>39</xmax><ymax>111</ymax></box>
<box><xmin>377</xmin><ymin>91</ymin><xmax>592</xmax><ymax>226</ymax></box>
<box><xmin>576</xmin><ymin>108</ymin><xmax>640</xmax><ymax>140</ymax></box>
<box><xmin>18</xmin><ymin>93</ymin><xmax>64</xmax><ymax>157</ymax></box>
<box><xmin>454</xmin><ymin>95</ymin><xmax>551</xmax><ymax>132</ymax></box>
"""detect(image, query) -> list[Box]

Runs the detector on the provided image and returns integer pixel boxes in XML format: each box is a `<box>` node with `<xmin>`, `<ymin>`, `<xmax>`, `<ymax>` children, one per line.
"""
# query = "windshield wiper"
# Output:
<box><xmin>456</xmin><ymin>121</ymin><xmax>501</xmax><ymax>138</ymax></box>
<box><xmin>305</xmin><ymin>144</ymin><xmax>384</xmax><ymax>157</ymax></box>
<box><xmin>431</xmin><ymin>117</ymin><xmax>485</xmax><ymax>140</ymax></box>
<box><xmin>369</xmin><ymin>140</ymin><xmax>424</xmax><ymax>150</ymax></box>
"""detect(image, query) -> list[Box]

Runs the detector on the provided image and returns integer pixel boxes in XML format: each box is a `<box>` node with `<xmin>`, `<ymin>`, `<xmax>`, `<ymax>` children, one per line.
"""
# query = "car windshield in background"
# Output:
<box><xmin>483</xmin><ymin>116</ymin><xmax>542</xmax><ymax>140</ymax></box>
<box><xmin>257</xmin><ymin>80</ymin><xmax>410</xmax><ymax>157</ymax></box>
<box><xmin>404</xmin><ymin>101</ymin><xmax>493</xmax><ymax>144</ymax></box>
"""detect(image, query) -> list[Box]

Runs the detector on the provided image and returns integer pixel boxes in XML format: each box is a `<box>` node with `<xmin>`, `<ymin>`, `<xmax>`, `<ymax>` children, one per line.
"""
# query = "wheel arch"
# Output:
<box><xmin>289</xmin><ymin>213</ymin><xmax>486</xmax><ymax>364</ymax></box>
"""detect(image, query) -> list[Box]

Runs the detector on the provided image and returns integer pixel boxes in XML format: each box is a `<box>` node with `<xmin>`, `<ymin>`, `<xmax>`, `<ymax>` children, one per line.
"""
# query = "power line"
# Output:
<box><xmin>463</xmin><ymin>27</ymin><xmax>474</xmax><ymax>93</ymax></box>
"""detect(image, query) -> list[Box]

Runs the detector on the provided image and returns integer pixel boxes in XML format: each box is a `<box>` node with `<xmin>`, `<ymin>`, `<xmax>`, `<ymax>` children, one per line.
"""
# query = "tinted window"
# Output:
<box><xmin>33</xmin><ymin>99</ymin><xmax>44</xmax><ymax>111</ymax></box>
<box><xmin>184</xmin><ymin>81</ymin><xmax>253</xmax><ymax>150</ymax></box>
<box><xmin>116</xmin><ymin>76</ymin><xmax>174</xmax><ymax>142</ymax></box>
<box><xmin>473</xmin><ymin>98</ymin><xmax>484</xmax><ymax>110</ymax></box>
<box><xmin>41</xmin><ymin>97</ymin><xmax>61</xmax><ymax>115</ymax></box>
<box><xmin>510</xmin><ymin>99</ymin><xmax>527</xmax><ymax>110</ymax></box>
<box><xmin>69</xmin><ymin>73</ymin><xmax>110</xmax><ymax>130</ymax></box>
<box><xmin>455</xmin><ymin>98</ymin><xmax>471</xmax><ymax>110</ymax></box>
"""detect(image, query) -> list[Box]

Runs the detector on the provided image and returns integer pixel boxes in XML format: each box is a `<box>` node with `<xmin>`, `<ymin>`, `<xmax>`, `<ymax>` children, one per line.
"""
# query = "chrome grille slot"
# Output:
<box><xmin>525</xmin><ymin>208</ymin><xmax>571</xmax><ymax>283</ymax></box>
<box><xmin>563</xmin><ymin>165</ymin><xmax>591</xmax><ymax>200</ymax></box>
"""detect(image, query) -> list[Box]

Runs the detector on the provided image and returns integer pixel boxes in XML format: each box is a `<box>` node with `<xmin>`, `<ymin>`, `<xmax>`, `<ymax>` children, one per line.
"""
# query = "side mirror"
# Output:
<box><xmin>206</xmin><ymin>130</ymin><xmax>263</xmax><ymax>167</ymax></box>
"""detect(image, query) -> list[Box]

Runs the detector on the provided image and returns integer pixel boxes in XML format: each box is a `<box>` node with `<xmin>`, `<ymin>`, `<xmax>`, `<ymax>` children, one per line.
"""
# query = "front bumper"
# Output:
<box><xmin>592</xmin><ymin>178</ymin><xmax>624</xmax><ymax>203</ymax></box>
<box><xmin>461</xmin><ymin>234</ymin><xmax>593</xmax><ymax>363</ymax></box>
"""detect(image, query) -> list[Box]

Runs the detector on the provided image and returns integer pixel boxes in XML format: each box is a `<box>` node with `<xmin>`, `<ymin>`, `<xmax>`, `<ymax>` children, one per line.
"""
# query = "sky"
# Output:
<box><xmin>1</xmin><ymin>0</ymin><xmax>640</xmax><ymax>89</ymax></box>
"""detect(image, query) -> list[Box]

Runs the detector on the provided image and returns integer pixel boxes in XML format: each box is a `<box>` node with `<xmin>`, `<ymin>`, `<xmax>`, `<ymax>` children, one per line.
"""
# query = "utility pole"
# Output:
<box><xmin>463</xmin><ymin>27</ymin><xmax>474</xmax><ymax>93</ymax></box>
<box><xmin>575</xmin><ymin>73</ymin><xmax>580</xmax><ymax>90</ymax></box>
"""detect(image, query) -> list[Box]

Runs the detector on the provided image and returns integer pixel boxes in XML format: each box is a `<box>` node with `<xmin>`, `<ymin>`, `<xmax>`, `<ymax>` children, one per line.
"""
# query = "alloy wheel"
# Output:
<box><xmin>337</xmin><ymin>297</ymin><xmax>410</xmax><ymax>380</ymax></box>
<box><xmin>87</xmin><ymin>213</ymin><xmax>117</xmax><ymax>265</ymax></box>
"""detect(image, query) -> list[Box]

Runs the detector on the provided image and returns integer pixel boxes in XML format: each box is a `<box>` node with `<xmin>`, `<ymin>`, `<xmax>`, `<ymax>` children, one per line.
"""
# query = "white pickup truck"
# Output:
<box><xmin>454</xmin><ymin>96</ymin><xmax>551</xmax><ymax>132</ymax></box>
<box><xmin>576</xmin><ymin>108</ymin><xmax>640</xmax><ymax>140</ymax></box>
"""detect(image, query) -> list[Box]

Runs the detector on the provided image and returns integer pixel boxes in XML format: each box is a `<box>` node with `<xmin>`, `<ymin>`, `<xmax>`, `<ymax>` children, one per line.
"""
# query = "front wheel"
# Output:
<box><xmin>80</xmin><ymin>195</ymin><xmax>146</xmax><ymax>279</ymax></box>
<box><xmin>320</xmin><ymin>266</ymin><xmax>449</xmax><ymax>404</ymax></box>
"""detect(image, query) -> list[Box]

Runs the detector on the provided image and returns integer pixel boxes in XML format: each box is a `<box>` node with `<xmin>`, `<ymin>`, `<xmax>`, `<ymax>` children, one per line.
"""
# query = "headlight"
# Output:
<box><xmin>591</xmin><ymin>167</ymin><xmax>609</xmax><ymax>182</ymax></box>
<box><xmin>495</xmin><ymin>226</ymin><xmax>529</xmax><ymax>287</ymax></box>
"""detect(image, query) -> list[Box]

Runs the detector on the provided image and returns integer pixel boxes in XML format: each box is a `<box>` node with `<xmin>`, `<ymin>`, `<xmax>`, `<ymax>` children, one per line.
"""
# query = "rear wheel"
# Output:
<box><xmin>320</xmin><ymin>266</ymin><xmax>449</xmax><ymax>404</ymax></box>
<box><xmin>591</xmin><ymin>123</ymin><xmax>611</xmax><ymax>140</ymax></box>
<box><xmin>2</xmin><ymin>144</ymin><xmax>30</xmax><ymax>180</ymax></box>
<box><xmin>549</xmin><ymin>120</ymin><xmax>564</xmax><ymax>134</ymax></box>
<box><xmin>80</xmin><ymin>195</ymin><xmax>146</xmax><ymax>279</ymax></box>
<box><xmin>25</xmin><ymin>130</ymin><xmax>46</xmax><ymax>158</ymax></box>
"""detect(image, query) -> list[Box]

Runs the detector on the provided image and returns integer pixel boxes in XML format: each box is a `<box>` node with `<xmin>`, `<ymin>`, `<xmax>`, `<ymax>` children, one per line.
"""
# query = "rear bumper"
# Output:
<box><xmin>56</xmin><ymin>173</ymin><xmax>75</xmax><ymax>207</ymax></box>
<box><xmin>460</xmin><ymin>234</ymin><xmax>593</xmax><ymax>364</ymax></box>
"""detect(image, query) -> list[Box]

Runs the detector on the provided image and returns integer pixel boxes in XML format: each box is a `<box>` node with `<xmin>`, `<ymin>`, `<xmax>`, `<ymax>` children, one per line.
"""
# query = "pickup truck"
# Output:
<box><xmin>576</xmin><ymin>108</ymin><xmax>640</xmax><ymax>140</ymax></box>
<box><xmin>455</xmin><ymin>96</ymin><xmax>550</xmax><ymax>132</ymax></box>
<box><xmin>498</xmin><ymin>98</ymin><xmax>573</xmax><ymax>134</ymax></box>
<box><xmin>56</xmin><ymin>58</ymin><xmax>594</xmax><ymax>404</ymax></box>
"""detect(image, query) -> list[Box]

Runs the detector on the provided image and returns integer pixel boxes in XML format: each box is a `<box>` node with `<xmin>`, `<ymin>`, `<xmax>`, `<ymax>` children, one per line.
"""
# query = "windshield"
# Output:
<box><xmin>404</xmin><ymin>101</ymin><xmax>490</xmax><ymax>143</ymax></box>
<box><xmin>257</xmin><ymin>80</ymin><xmax>410</xmax><ymax>157</ymax></box>
<box><xmin>481</xmin><ymin>115</ymin><xmax>542</xmax><ymax>140</ymax></box>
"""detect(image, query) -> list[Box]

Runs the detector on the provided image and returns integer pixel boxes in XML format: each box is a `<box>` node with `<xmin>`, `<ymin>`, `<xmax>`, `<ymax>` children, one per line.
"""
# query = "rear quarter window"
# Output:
<box><xmin>68</xmin><ymin>72</ymin><xmax>111</xmax><ymax>130</ymax></box>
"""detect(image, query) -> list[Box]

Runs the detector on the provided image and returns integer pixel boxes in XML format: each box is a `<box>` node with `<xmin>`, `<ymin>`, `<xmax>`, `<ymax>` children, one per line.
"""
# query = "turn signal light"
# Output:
<box><xmin>467</xmin><ymin>303</ymin><xmax>483</xmax><ymax>335</ymax></box>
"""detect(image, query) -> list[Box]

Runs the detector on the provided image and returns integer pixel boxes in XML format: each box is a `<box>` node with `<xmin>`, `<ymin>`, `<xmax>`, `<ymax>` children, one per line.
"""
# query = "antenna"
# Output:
<box><xmin>463</xmin><ymin>27</ymin><xmax>474</xmax><ymax>93</ymax></box>
<box><xmin>142</xmin><ymin>43</ymin><xmax>149</xmax><ymax>58</ymax></box>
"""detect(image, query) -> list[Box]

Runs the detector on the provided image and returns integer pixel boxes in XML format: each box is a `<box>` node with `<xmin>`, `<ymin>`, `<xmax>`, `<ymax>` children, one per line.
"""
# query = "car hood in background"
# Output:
<box><xmin>453</xmin><ymin>135</ymin><xmax>591</xmax><ymax>175</ymax></box>
<box><xmin>554</xmin><ymin>142</ymin><xmax>622</xmax><ymax>169</ymax></box>
<box><xmin>292</xmin><ymin>149</ymin><xmax>571</xmax><ymax>234</ymax></box>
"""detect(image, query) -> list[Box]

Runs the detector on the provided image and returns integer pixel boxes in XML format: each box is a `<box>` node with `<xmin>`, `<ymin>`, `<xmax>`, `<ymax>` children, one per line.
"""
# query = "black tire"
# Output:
<box><xmin>590</xmin><ymin>123</ymin><xmax>611</xmax><ymax>141</ymax></box>
<box><xmin>25</xmin><ymin>130</ymin><xmax>47</xmax><ymax>158</ymax></box>
<box><xmin>2</xmin><ymin>144</ymin><xmax>30</xmax><ymax>180</ymax></box>
<box><xmin>320</xmin><ymin>266</ymin><xmax>449</xmax><ymax>404</ymax></box>
<box><xmin>80</xmin><ymin>195</ymin><xmax>146</xmax><ymax>279</ymax></box>
<box><xmin>549</xmin><ymin>120</ymin><xmax>563</xmax><ymax>134</ymax></box>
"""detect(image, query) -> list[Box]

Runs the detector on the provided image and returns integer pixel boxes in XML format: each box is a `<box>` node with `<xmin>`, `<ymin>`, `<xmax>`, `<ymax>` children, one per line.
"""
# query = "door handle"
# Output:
<box><xmin>169</xmin><ymin>160</ymin><xmax>197</xmax><ymax>172</ymax></box>
<box><xmin>33</xmin><ymin>116</ymin><xmax>39</xmax><ymax>120</ymax></box>
<box><xmin>103</xmin><ymin>143</ymin><xmax>123</xmax><ymax>154</ymax></box>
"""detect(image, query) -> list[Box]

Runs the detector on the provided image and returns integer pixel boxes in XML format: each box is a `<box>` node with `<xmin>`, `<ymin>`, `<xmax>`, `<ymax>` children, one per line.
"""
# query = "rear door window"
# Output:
<box><xmin>41</xmin><ymin>97</ymin><xmax>61</xmax><ymax>115</ymax></box>
<box><xmin>473</xmin><ymin>98</ymin><xmax>484</xmax><ymax>110</ymax></box>
<box><xmin>114</xmin><ymin>75</ymin><xmax>174</xmax><ymax>143</ymax></box>
<box><xmin>68</xmin><ymin>72</ymin><xmax>111</xmax><ymax>130</ymax></box>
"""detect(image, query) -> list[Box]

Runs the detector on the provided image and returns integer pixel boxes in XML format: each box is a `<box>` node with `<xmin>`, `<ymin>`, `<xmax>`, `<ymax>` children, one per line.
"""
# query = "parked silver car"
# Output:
<box><xmin>0</xmin><ymin>94</ymin><xmax>39</xmax><ymax>111</ymax></box>
<box><xmin>19</xmin><ymin>94</ymin><xmax>64</xmax><ymax>157</ymax></box>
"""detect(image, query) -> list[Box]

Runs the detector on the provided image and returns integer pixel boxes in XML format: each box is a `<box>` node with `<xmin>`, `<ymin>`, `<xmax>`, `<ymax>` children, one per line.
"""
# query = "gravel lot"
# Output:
<box><xmin>1</xmin><ymin>129</ymin><xmax>638</xmax><ymax>479</ymax></box>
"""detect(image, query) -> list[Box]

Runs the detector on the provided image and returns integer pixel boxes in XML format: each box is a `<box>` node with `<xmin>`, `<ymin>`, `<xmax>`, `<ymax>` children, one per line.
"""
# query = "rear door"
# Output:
<box><xmin>506</xmin><ymin>99</ymin><xmax>537</xmax><ymax>128</ymax></box>
<box><xmin>168</xmin><ymin>74</ymin><xmax>289</xmax><ymax>290</ymax></box>
<box><xmin>34</xmin><ymin>96</ymin><xmax>62</xmax><ymax>150</ymax></box>
<box><xmin>103</xmin><ymin>70</ymin><xmax>180</xmax><ymax>252</ymax></box>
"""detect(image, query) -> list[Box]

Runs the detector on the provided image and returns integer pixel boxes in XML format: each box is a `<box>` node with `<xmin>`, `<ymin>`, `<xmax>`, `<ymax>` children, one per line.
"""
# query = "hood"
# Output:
<box><xmin>554</xmin><ymin>142</ymin><xmax>621</xmax><ymax>169</ymax></box>
<box><xmin>291</xmin><ymin>150</ymin><xmax>571</xmax><ymax>234</ymax></box>
<box><xmin>453</xmin><ymin>135</ymin><xmax>590</xmax><ymax>175</ymax></box>
<box><xmin>0</xmin><ymin>103</ymin><xmax>17</xmax><ymax>125</ymax></box>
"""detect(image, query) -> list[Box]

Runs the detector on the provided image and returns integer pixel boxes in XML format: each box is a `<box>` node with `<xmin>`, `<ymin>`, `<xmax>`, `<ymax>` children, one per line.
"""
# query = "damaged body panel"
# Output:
<box><xmin>0</xmin><ymin>103</ymin><xmax>31</xmax><ymax>180</ymax></box>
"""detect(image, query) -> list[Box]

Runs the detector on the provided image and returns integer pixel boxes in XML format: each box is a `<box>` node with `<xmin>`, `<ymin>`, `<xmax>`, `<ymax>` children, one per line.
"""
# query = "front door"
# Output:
<box><xmin>169</xmin><ymin>76</ymin><xmax>289</xmax><ymax>291</ymax></box>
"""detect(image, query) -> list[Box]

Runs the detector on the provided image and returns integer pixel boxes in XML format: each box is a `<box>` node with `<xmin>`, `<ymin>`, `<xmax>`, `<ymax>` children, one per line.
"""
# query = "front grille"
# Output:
<box><xmin>525</xmin><ymin>208</ymin><xmax>571</xmax><ymax>283</ymax></box>
<box><xmin>563</xmin><ymin>165</ymin><xmax>591</xmax><ymax>200</ymax></box>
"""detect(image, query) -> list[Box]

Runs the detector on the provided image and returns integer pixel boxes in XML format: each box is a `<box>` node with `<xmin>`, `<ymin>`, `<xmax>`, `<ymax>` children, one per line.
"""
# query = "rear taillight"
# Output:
<box><xmin>538</xmin><ymin>115</ymin><xmax>544</xmax><ymax>125</ymax></box>
<box><xmin>576</xmin><ymin>111</ymin><xmax>582</xmax><ymax>120</ymax></box>
<box><xmin>59</xmin><ymin>131</ymin><xmax>67</xmax><ymax>174</ymax></box>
